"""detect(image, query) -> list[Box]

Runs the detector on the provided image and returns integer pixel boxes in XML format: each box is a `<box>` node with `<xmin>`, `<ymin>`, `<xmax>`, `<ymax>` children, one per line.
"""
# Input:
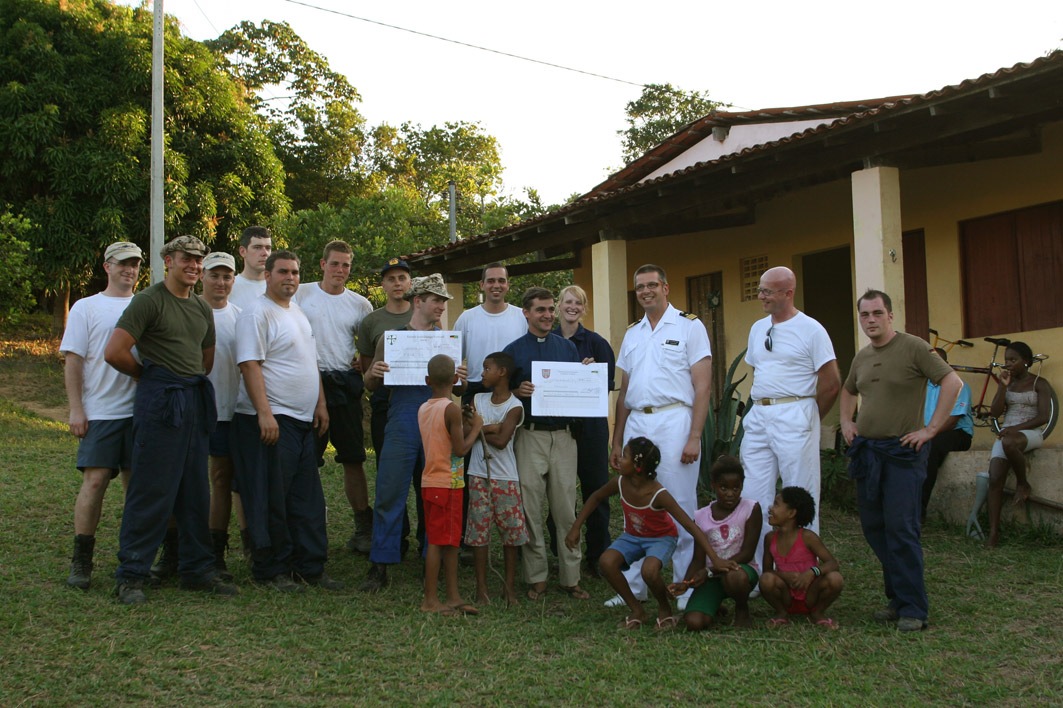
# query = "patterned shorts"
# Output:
<box><xmin>464</xmin><ymin>477</ymin><xmax>529</xmax><ymax>547</ymax></box>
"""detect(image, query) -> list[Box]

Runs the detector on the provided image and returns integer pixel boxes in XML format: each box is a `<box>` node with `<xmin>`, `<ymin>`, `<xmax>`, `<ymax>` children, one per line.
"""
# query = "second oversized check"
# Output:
<box><xmin>383</xmin><ymin>330</ymin><xmax>463</xmax><ymax>386</ymax></box>
<box><xmin>530</xmin><ymin>361</ymin><xmax>609</xmax><ymax>418</ymax></box>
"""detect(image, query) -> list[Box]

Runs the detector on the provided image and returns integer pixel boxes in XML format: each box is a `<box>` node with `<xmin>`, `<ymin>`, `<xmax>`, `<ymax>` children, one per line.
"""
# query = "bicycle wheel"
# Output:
<box><xmin>971</xmin><ymin>404</ymin><xmax>994</xmax><ymax>428</ymax></box>
<box><xmin>984</xmin><ymin>389</ymin><xmax>1058</xmax><ymax>437</ymax></box>
<box><xmin>1043</xmin><ymin>387</ymin><xmax>1059</xmax><ymax>439</ymax></box>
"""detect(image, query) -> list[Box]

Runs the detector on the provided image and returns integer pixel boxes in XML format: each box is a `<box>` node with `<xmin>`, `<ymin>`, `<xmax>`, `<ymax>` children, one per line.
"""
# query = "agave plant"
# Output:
<box><xmin>698</xmin><ymin>349</ymin><xmax>751</xmax><ymax>495</ymax></box>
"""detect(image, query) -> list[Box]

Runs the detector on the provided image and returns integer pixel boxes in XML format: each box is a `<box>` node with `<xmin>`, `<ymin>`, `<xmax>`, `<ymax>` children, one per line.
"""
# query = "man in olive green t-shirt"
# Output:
<box><xmin>840</xmin><ymin>289</ymin><xmax>960</xmax><ymax>632</ymax></box>
<box><xmin>104</xmin><ymin>236</ymin><xmax>236</xmax><ymax>605</ymax></box>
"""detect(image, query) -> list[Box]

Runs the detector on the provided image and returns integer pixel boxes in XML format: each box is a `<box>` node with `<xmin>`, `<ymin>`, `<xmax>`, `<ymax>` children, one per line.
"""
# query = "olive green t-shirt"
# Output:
<box><xmin>356</xmin><ymin>306</ymin><xmax>414</xmax><ymax>357</ymax></box>
<box><xmin>844</xmin><ymin>331</ymin><xmax>953</xmax><ymax>439</ymax></box>
<box><xmin>116</xmin><ymin>282</ymin><xmax>215</xmax><ymax>377</ymax></box>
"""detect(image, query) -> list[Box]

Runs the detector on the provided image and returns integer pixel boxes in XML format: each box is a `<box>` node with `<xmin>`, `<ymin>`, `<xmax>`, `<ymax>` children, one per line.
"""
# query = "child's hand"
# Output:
<box><xmin>667</xmin><ymin>581</ymin><xmax>689</xmax><ymax>597</ymax></box>
<box><xmin>710</xmin><ymin>558</ymin><xmax>740</xmax><ymax>575</ymax></box>
<box><xmin>564</xmin><ymin>530</ymin><xmax>580</xmax><ymax>551</ymax></box>
<box><xmin>791</xmin><ymin>570</ymin><xmax>814</xmax><ymax>591</ymax></box>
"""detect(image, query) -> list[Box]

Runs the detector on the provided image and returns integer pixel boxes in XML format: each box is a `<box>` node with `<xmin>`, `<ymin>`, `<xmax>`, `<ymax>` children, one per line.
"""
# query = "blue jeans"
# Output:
<box><xmin>850</xmin><ymin>437</ymin><xmax>929</xmax><ymax>620</ymax></box>
<box><xmin>115</xmin><ymin>364</ymin><xmax>216</xmax><ymax>583</ymax></box>
<box><xmin>231</xmin><ymin>414</ymin><xmax>328</xmax><ymax>581</ymax></box>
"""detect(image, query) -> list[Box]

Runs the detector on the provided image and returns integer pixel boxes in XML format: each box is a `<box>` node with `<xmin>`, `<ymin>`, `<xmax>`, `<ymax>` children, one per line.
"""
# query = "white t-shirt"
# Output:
<box><xmin>467</xmin><ymin>391</ymin><xmax>524</xmax><ymax>481</ymax></box>
<box><xmin>294</xmin><ymin>282</ymin><xmax>373</xmax><ymax>371</ymax></box>
<box><xmin>745</xmin><ymin>311</ymin><xmax>836</xmax><ymax>399</ymax></box>
<box><xmin>229</xmin><ymin>274</ymin><xmax>266</xmax><ymax>311</ymax></box>
<box><xmin>59</xmin><ymin>293</ymin><xmax>136</xmax><ymax>420</ymax></box>
<box><xmin>617</xmin><ymin>305</ymin><xmax>712</xmax><ymax>410</ymax></box>
<box><xmin>208</xmin><ymin>302</ymin><xmax>241</xmax><ymax>421</ymax></box>
<box><xmin>454</xmin><ymin>304</ymin><xmax>528</xmax><ymax>382</ymax></box>
<box><xmin>234</xmin><ymin>298</ymin><xmax>320</xmax><ymax>422</ymax></box>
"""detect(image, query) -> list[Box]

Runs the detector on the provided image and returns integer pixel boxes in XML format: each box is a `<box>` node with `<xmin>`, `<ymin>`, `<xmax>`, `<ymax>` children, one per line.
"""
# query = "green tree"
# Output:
<box><xmin>207</xmin><ymin>20</ymin><xmax>370</xmax><ymax>212</ymax></box>
<box><xmin>619</xmin><ymin>83</ymin><xmax>721</xmax><ymax>163</ymax></box>
<box><xmin>0</xmin><ymin>209</ymin><xmax>40</xmax><ymax>323</ymax></box>
<box><xmin>0</xmin><ymin>0</ymin><xmax>288</xmax><ymax>328</ymax></box>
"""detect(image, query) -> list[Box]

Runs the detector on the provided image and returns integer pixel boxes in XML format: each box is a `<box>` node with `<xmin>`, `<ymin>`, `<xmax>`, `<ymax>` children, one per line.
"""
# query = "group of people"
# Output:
<box><xmin>60</xmin><ymin>234</ymin><xmax>1045</xmax><ymax>629</ymax></box>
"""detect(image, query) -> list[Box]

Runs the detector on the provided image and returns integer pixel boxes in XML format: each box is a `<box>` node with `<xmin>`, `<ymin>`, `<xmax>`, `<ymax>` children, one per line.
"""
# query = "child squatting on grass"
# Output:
<box><xmin>463</xmin><ymin>352</ymin><xmax>529</xmax><ymax>607</ymax></box>
<box><xmin>566</xmin><ymin>437</ymin><xmax>737</xmax><ymax>631</ymax></box>
<box><xmin>417</xmin><ymin>354</ymin><xmax>483</xmax><ymax>616</ymax></box>
<box><xmin>667</xmin><ymin>455</ymin><xmax>762</xmax><ymax>630</ymax></box>
<box><xmin>760</xmin><ymin>486</ymin><xmax>844</xmax><ymax>629</ymax></box>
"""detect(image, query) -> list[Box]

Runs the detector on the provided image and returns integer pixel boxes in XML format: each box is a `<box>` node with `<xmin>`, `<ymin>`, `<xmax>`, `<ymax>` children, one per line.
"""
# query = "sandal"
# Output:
<box><xmin>766</xmin><ymin>617</ymin><xmax>791</xmax><ymax>628</ymax></box>
<box><xmin>655</xmin><ymin>615</ymin><xmax>680</xmax><ymax>632</ymax></box>
<box><xmin>618</xmin><ymin>616</ymin><xmax>643</xmax><ymax>630</ymax></box>
<box><xmin>449</xmin><ymin>603</ymin><xmax>480</xmax><ymax>616</ymax></box>
<box><xmin>814</xmin><ymin>617</ymin><xmax>839</xmax><ymax>630</ymax></box>
<box><xmin>526</xmin><ymin>584</ymin><xmax>547</xmax><ymax>601</ymax></box>
<box><xmin>558</xmin><ymin>584</ymin><xmax>590</xmax><ymax>600</ymax></box>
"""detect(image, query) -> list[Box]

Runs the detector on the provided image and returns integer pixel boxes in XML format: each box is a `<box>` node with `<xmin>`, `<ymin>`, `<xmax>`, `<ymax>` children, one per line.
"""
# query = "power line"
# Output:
<box><xmin>281</xmin><ymin>0</ymin><xmax>649</xmax><ymax>88</ymax></box>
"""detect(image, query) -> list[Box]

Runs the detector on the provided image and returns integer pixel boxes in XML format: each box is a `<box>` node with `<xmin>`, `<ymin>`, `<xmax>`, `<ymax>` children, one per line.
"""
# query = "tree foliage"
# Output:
<box><xmin>207</xmin><ymin>20</ymin><xmax>369</xmax><ymax>212</ymax></box>
<box><xmin>619</xmin><ymin>83</ymin><xmax>721</xmax><ymax>163</ymax></box>
<box><xmin>0</xmin><ymin>0</ymin><xmax>288</xmax><ymax>317</ymax></box>
<box><xmin>0</xmin><ymin>209</ymin><xmax>40</xmax><ymax>323</ymax></box>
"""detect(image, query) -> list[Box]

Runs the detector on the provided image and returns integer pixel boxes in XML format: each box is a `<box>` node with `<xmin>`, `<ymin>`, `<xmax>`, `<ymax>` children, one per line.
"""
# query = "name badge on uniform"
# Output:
<box><xmin>662</xmin><ymin>339</ymin><xmax>681</xmax><ymax>351</ymax></box>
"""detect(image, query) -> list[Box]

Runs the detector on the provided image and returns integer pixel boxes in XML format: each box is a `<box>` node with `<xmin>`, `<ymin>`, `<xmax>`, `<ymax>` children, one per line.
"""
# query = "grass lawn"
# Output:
<box><xmin>1</xmin><ymin>326</ymin><xmax>1061</xmax><ymax>705</ymax></box>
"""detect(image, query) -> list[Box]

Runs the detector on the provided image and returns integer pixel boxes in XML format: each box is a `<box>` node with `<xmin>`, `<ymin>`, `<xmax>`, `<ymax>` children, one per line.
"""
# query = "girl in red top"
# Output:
<box><xmin>567</xmin><ymin>437</ymin><xmax>735</xmax><ymax>631</ymax></box>
<box><xmin>760</xmin><ymin>486</ymin><xmax>844</xmax><ymax>629</ymax></box>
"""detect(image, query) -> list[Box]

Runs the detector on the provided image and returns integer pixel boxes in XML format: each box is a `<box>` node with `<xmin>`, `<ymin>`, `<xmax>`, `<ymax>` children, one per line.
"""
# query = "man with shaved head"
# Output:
<box><xmin>741</xmin><ymin>267</ymin><xmax>841</xmax><ymax>569</ymax></box>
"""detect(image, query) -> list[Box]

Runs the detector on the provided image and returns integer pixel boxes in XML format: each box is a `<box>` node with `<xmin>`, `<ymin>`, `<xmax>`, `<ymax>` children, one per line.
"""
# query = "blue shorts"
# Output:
<box><xmin>608</xmin><ymin>532</ymin><xmax>677</xmax><ymax>570</ymax></box>
<box><xmin>210</xmin><ymin>421</ymin><xmax>232</xmax><ymax>457</ymax></box>
<box><xmin>76</xmin><ymin>418</ymin><xmax>133</xmax><ymax>475</ymax></box>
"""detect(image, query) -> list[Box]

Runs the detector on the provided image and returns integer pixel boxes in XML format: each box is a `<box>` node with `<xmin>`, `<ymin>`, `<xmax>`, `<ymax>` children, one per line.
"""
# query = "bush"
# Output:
<box><xmin>0</xmin><ymin>211</ymin><xmax>41</xmax><ymax>324</ymax></box>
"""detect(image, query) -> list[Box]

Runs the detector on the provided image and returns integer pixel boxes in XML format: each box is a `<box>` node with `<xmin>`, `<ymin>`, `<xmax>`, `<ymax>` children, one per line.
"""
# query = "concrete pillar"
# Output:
<box><xmin>591</xmin><ymin>238</ymin><xmax>629</xmax><ymax>355</ymax></box>
<box><xmin>851</xmin><ymin>166</ymin><xmax>905</xmax><ymax>338</ymax></box>
<box><xmin>443</xmin><ymin>281</ymin><xmax>465</xmax><ymax>331</ymax></box>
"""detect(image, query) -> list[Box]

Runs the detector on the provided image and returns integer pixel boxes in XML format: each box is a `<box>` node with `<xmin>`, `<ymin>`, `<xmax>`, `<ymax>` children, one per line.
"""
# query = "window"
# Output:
<box><xmin>740</xmin><ymin>254</ymin><xmax>768</xmax><ymax>301</ymax></box>
<box><xmin>960</xmin><ymin>201</ymin><xmax>1063</xmax><ymax>337</ymax></box>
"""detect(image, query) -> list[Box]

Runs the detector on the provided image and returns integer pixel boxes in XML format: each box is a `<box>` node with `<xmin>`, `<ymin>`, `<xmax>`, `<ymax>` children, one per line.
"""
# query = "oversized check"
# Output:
<box><xmin>383</xmin><ymin>330</ymin><xmax>463</xmax><ymax>386</ymax></box>
<box><xmin>530</xmin><ymin>361</ymin><xmax>608</xmax><ymax>418</ymax></box>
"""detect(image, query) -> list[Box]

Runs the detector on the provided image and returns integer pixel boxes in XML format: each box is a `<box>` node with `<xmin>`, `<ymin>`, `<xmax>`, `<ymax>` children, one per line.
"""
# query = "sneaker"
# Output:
<box><xmin>873</xmin><ymin>606</ymin><xmax>899</xmax><ymax>623</ymax></box>
<box><xmin>260</xmin><ymin>574</ymin><xmax>306</xmax><ymax>593</ymax></box>
<box><xmin>358</xmin><ymin>563</ymin><xmax>389</xmax><ymax>593</ymax></box>
<box><xmin>114</xmin><ymin>579</ymin><xmax>147</xmax><ymax>605</ymax></box>
<box><xmin>897</xmin><ymin>616</ymin><xmax>928</xmax><ymax>632</ymax></box>
<box><xmin>181</xmin><ymin>575</ymin><xmax>239</xmax><ymax>596</ymax></box>
<box><xmin>604</xmin><ymin>593</ymin><xmax>645</xmax><ymax>608</ymax></box>
<box><xmin>302</xmin><ymin>572</ymin><xmax>345</xmax><ymax>591</ymax></box>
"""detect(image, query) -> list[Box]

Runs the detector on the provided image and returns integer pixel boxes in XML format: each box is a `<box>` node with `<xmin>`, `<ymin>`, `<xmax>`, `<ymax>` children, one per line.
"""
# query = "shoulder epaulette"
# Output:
<box><xmin>627</xmin><ymin>318</ymin><xmax>642</xmax><ymax>329</ymax></box>
<box><xmin>679</xmin><ymin>311</ymin><xmax>699</xmax><ymax>320</ymax></box>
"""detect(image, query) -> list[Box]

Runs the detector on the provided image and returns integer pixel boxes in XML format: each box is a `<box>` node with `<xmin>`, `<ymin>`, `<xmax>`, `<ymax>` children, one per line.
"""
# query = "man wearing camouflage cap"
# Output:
<box><xmin>105</xmin><ymin>236</ymin><xmax>237</xmax><ymax>604</ymax></box>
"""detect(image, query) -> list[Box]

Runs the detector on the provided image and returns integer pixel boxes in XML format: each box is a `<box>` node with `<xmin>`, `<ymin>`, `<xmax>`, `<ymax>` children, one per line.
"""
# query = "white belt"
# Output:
<box><xmin>634</xmin><ymin>401</ymin><xmax>689</xmax><ymax>414</ymax></box>
<box><xmin>754</xmin><ymin>395</ymin><xmax>812</xmax><ymax>406</ymax></box>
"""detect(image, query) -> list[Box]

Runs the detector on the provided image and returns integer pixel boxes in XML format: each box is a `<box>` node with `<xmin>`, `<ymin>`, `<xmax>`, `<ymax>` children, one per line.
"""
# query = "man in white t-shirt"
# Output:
<box><xmin>454</xmin><ymin>262</ymin><xmax>527</xmax><ymax>406</ymax></box>
<box><xmin>741</xmin><ymin>266</ymin><xmax>841</xmax><ymax>566</ymax></box>
<box><xmin>294</xmin><ymin>240</ymin><xmax>374</xmax><ymax>554</ymax></box>
<box><xmin>228</xmin><ymin>225</ymin><xmax>272</xmax><ymax>310</ymax></box>
<box><xmin>231</xmin><ymin>250</ymin><xmax>341</xmax><ymax>592</ymax></box>
<box><xmin>60</xmin><ymin>241</ymin><xmax>143</xmax><ymax>590</ymax></box>
<box><xmin>200</xmin><ymin>252</ymin><xmax>246</xmax><ymax>580</ymax></box>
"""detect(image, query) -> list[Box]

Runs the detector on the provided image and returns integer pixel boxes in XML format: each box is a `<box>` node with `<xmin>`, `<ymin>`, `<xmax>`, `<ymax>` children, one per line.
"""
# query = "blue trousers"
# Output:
<box><xmin>115</xmin><ymin>366</ymin><xmax>215</xmax><ymax>582</ymax></box>
<box><xmin>369</xmin><ymin>389</ymin><xmax>428</xmax><ymax>565</ymax></box>
<box><xmin>231</xmin><ymin>414</ymin><xmax>328</xmax><ymax>581</ymax></box>
<box><xmin>853</xmin><ymin>441</ymin><xmax>929</xmax><ymax>621</ymax></box>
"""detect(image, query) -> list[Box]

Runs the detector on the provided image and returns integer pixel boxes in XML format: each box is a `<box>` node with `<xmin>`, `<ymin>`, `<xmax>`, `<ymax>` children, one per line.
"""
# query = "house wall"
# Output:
<box><xmin>578</xmin><ymin>119</ymin><xmax>1063</xmax><ymax>456</ymax></box>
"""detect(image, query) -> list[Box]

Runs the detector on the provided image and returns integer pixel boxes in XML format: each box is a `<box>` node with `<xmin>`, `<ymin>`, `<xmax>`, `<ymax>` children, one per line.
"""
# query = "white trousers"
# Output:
<box><xmin>740</xmin><ymin>398</ymin><xmax>821</xmax><ymax>569</ymax></box>
<box><xmin>619</xmin><ymin>406</ymin><xmax>699</xmax><ymax>597</ymax></box>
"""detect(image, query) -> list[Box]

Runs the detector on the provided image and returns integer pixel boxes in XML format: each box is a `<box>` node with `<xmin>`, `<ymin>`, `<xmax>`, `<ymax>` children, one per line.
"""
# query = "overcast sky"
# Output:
<box><xmin>121</xmin><ymin>0</ymin><xmax>1062</xmax><ymax>204</ymax></box>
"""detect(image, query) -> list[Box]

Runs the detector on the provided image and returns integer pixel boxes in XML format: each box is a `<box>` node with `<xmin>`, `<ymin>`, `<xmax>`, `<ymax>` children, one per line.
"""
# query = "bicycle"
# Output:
<box><xmin>928</xmin><ymin>328</ymin><xmax>1057</xmax><ymax>437</ymax></box>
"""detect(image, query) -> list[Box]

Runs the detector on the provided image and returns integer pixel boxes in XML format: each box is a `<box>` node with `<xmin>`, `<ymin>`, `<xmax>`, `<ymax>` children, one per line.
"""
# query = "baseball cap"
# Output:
<box><xmin>104</xmin><ymin>242</ymin><xmax>143</xmax><ymax>262</ymax></box>
<box><xmin>404</xmin><ymin>273</ymin><xmax>453</xmax><ymax>301</ymax></box>
<box><xmin>160</xmin><ymin>235</ymin><xmax>209</xmax><ymax>258</ymax></box>
<box><xmin>203</xmin><ymin>252</ymin><xmax>236</xmax><ymax>271</ymax></box>
<box><xmin>380</xmin><ymin>257</ymin><xmax>411</xmax><ymax>278</ymax></box>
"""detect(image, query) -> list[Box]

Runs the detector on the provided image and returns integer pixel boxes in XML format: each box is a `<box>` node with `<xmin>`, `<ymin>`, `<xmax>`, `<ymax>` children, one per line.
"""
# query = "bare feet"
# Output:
<box><xmin>448</xmin><ymin>602</ymin><xmax>480</xmax><ymax>616</ymax></box>
<box><xmin>733</xmin><ymin>608</ymin><xmax>752</xmax><ymax>628</ymax></box>
<box><xmin>985</xmin><ymin>533</ymin><xmax>1000</xmax><ymax>548</ymax></box>
<box><xmin>475</xmin><ymin>590</ymin><xmax>491</xmax><ymax>605</ymax></box>
<box><xmin>1014</xmin><ymin>482</ymin><xmax>1032</xmax><ymax>504</ymax></box>
<box><xmin>421</xmin><ymin>600</ymin><xmax>457</xmax><ymax>616</ymax></box>
<box><xmin>502</xmin><ymin>586</ymin><xmax>519</xmax><ymax>607</ymax></box>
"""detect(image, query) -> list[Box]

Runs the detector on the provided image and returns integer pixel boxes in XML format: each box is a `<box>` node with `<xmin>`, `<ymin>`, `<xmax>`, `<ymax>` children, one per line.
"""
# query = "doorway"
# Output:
<box><xmin>687</xmin><ymin>271</ymin><xmax>726</xmax><ymax>406</ymax></box>
<box><xmin>800</xmin><ymin>247</ymin><xmax>855</xmax><ymax>382</ymax></box>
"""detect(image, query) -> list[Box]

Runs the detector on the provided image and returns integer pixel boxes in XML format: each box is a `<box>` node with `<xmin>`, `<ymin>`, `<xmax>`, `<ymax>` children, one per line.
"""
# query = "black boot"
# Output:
<box><xmin>67</xmin><ymin>534</ymin><xmax>95</xmax><ymax>590</ymax></box>
<box><xmin>149</xmin><ymin>527</ymin><xmax>179</xmax><ymax>586</ymax></box>
<box><xmin>347</xmin><ymin>507</ymin><xmax>373</xmax><ymax>555</ymax></box>
<box><xmin>240</xmin><ymin>528</ymin><xmax>253</xmax><ymax>562</ymax></box>
<box><xmin>211</xmin><ymin>529</ymin><xmax>233</xmax><ymax>582</ymax></box>
<box><xmin>357</xmin><ymin>563</ymin><xmax>388</xmax><ymax>593</ymax></box>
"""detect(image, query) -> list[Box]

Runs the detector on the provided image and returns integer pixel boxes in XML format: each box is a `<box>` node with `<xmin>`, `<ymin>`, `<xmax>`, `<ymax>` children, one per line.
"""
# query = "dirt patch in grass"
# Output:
<box><xmin>0</xmin><ymin>332</ymin><xmax>67</xmax><ymax>422</ymax></box>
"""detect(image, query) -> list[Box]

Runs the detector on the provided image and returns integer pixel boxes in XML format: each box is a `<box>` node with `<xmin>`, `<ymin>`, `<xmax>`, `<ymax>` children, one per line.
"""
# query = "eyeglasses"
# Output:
<box><xmin>634</xmin><ymin>281</ymin><xmax>662</xmax><ymax>293</ymax></box>
<box><xmin>765</xmin><ymin>325</ymin><xmax>774</xmax><ymax>352</ymax></box>
<box><xmin>757</xmin><ymin>287</ymin><xmax>778</xmax><ymax>297</ymax></box>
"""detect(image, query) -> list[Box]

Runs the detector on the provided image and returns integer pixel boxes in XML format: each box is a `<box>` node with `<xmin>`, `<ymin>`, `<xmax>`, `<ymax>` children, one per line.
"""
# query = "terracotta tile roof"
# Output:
<box><xmin>407</xmin><ymin>49</ymin><xmax>1063</xmax><ymax>264</ymax></box>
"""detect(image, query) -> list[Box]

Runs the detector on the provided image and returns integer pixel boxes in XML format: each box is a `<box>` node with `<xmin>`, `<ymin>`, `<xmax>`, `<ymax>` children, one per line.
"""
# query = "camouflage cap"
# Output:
<box><xmin>161</xmin><ymin>235</ymin><xmax>209</xmax><ymax>258</ymax></box>
<box><xmin>403</xmin><ymin>273</ymin><xmax>452</xmax><ymax>301</ymax></box>
<box><xmin>104</xmin><ymin>241</ymin><xmax>143</xmax><ymax>262</ymax></box>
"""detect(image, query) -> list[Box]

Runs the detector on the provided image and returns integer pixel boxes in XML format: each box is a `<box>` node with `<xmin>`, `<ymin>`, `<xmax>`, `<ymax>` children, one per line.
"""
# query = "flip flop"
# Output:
<box><xmin>449</xmin><ymin>603</ymin><xmax>480</xmax><ymax>616</ymax></box>
<box><xmin>655</xmin><ymin>615</ymin><xmax>680</xmax><ymax>632</ymax></box>
<box><xmin>526</xmin><ymin>586</ymin><xmax>547</xmax><ymax>601</ymax></box>
<box><xmin>558</xmin><ymin>584</ymin><xmax>590</xmax><ymax>600</ymax></box>
<box><xmin>814</xmin><ymin>617</ymin><xmax>839</xmax><ymax>630</ymax></box>
<box><xmin>766</xmin><ymin>617</ymin><xmax>791</xmax><ymax>628</ymax></box>
<box><xmin>618</xmin><ymin>616</ymin><xmax>643</xmax><ymax>630</ymax></box>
